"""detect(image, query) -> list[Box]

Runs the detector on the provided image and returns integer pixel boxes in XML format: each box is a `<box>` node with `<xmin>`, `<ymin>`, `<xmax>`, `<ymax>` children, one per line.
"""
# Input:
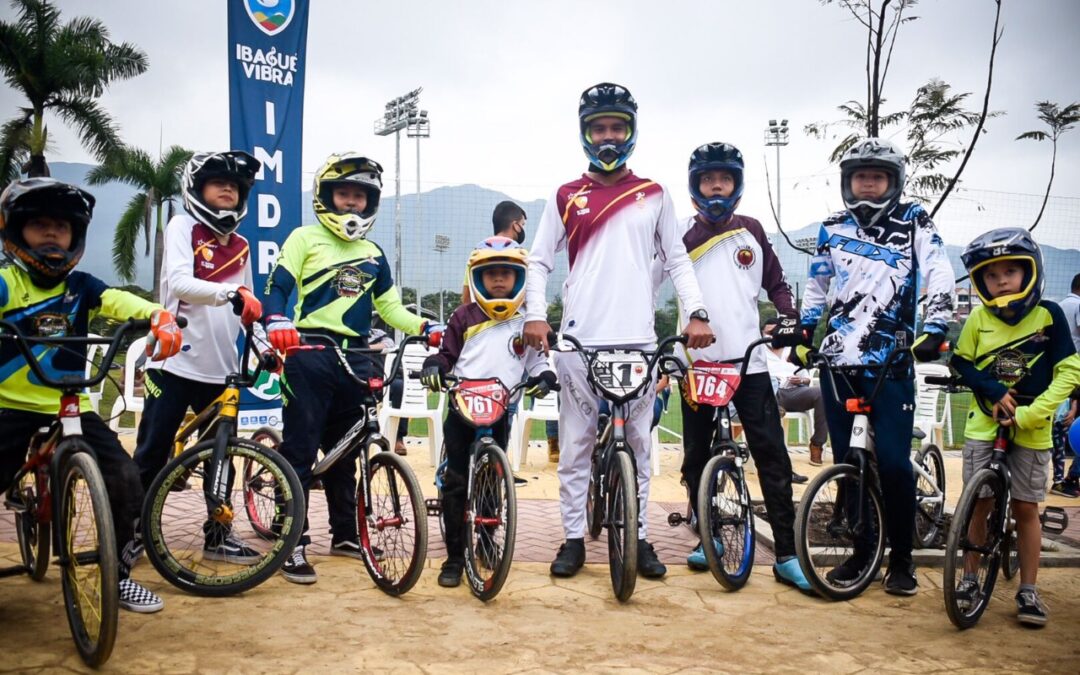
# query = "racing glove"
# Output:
<box><xmin>230</xmin><ymin>286</ymin><xmax>263</xmax><ymax>327</ymax></box>
<box><xmin>770</xmin><ymin>318</ymin><xmax>813</xmax><ymax>348</ymax></box>
<box><xmin>525</xmin><ymin>370</ymin><xmax>558</xmax><ymax>398</ymax></box>
<box><xmin>265</xmin><ymin>314</ymin><xmax>300</xmax><ymax>353</ymax></box>
<box><xmin>146</xmin><ymin>310</ymin><xmax>183</xmax><ymax>360</ymax></box>
<box><xmin>420</xmin><ymin>357</ymin><xmax>446</xmax><ymax>391</ymax></box>
<box><xmin>912</xmin><ymin>331</ymin><xmax>947</xmax><ymax>363</ymax></box>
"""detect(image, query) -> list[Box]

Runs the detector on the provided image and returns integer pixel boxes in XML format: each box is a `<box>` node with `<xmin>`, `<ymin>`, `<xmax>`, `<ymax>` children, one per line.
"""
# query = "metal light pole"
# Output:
<box><xmin>764</xmin><ymin>119</ymin><xmax>790</xmax><ymax>227</ymax></box>
<box><xmin>374</xmin><ymin>87</ymin><xmax>423</xmax><ymax>286</ymax></box>
<box><xmin>408</xmin><ymin>108</ymin><xmax>431</xmax><ymax>287</ymax></box>
<box><xmin>433</xmin><ymin>233</ymin><xmax>450</xmax><ymax>322</ymax></box>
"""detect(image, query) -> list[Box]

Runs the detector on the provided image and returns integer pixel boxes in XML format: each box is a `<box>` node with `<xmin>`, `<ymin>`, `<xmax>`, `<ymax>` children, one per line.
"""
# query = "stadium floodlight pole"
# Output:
<box><xmin>764</xmin><ymin>118</ymin><xmax>790</xmax><ymax>228</ymax></box>
<box><xmin>434</xmin><ymin>233</ymin><xmax>450</xmax><ymax>322</ymax></box>
<box><xmin>408</xmin><ymin>107</ymin><xmax>431</xmax><ymax>290</ymax></box>
<box><xmin>375</xmin><ymin>87</ymin><xmax>423</xmax><ymax>286</ymax></box>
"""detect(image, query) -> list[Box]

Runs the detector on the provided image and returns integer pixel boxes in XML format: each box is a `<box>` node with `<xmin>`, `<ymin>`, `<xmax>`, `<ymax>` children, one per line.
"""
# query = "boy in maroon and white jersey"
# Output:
<box><xmin>421</xmin><ymin>237</ymin><xmax>556</xmax><ymax>587</ymax></box>
<box><xmin>522</xmin><ymin>82</ymin><xmax>713</xmax><ymax>580</ymax></box>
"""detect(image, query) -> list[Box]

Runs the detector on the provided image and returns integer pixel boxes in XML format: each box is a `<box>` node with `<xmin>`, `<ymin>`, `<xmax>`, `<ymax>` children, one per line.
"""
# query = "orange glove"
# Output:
<box><xmin>233</xmin><ymin>286</ymin><xmax>263</xmax><ymax>327</ymax></box>
<box><xmin>265</xmin><ymin>314</ymin><xmax>300</xmax><ymax>353</ymax></box>
<box><xmin>146</xmin><ymin>310</ymin><xmax>183</xmax><ymax>360</ymax></box>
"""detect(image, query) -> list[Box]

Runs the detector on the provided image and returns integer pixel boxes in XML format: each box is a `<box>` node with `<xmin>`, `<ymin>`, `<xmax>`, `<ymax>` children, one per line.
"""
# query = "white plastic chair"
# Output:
<box><xmin>508</xmin><ymin>393</ymin><xmax>559</xmax><ymax>471</ymax></box>
<box><xmin>914</xmin><ymin>363</ymin><xmax>949</xmax><ymax>448</ymax></box>
<box><xmin>782</xmin><ymin>409</ymin><xmax>814</xmax><ymax>445</ymax></box>
<box><xmin>108</xmin><ymin>336</ymin><xmax>147</xmax><ymax>432</ymax></box>
<box><xmin>378</xmin><ymin>342</ymin><xmax>446</xmax><ymax>466</ymax></box>
<box><xmin>84</xmin><ymin>333</ymin><xmax>108</xmax><ymax>415</ymax></box>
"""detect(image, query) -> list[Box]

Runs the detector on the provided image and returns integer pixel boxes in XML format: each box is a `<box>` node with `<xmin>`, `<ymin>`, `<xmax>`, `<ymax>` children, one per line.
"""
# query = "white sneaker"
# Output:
<box><xmin>118</xmin><ymin>578</ymin><xmax>164</xmax><ymax>613</ymax></box>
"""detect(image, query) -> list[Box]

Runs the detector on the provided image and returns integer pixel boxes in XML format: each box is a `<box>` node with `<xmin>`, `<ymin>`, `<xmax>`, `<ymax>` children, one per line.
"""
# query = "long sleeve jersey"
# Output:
<box><xmin>676</xmin><ymin>214</ymin><xmax>795</xmax><ymax>374</ymax></box>
<box><xmin>951</xmin><ymin>301</ymin><xmax>1080</xmax><ymax>449</ymax></box>
<box><xmin>0</xmin><ymin>266</ymin><xmax>159</xmax><ymax>414</ymax></box>
<box><xmin>263</xmin><ymin>225</ymin><xmax>423</xmax><ymax>338</ymax></box>
<box><xmin>800</xmin><ymin>203</ymin><xmax>955</xmax><ymax>371</ymax></box>
<box><xmin>426</xmin><ymin>304</ymin><xmax>550</xmax><ymax>399</ymax></box>
<box><xmin>147</xmin><ymin>214</ymin><xmax>254</xmax><ymax>383</ymax></box>
<box><xmin>524</xmin><ymin>171</ymin><xmax>705</xmax><ymax>347</ymax></box>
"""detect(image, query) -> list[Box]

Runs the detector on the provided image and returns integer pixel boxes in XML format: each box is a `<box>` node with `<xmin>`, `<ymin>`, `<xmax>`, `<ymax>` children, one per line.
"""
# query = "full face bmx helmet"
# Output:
<box><xmin>467</xmin><ymin>236</ymin><xmax>528</xmax><ymax>321</ymax></box>
<box><xmin>313</xmin><ymin>153</ymin><xmax>384</xmax><ymax>241</ymax></box>
<box><xmin>688</xmin><ymin>142</ymin><xmax>745</xmax><ymax>223</ymax></box>
<box><xmin>839</xmin><ymin>137</ymin><xmax>906</xmax><ymax>228</ymax></box>
<box><xmin>181</xmin><ymin>150</ymin><xmax>261</xmax><ymax>236</ymax></box>
<box><xmin>0</xmin><ymin>178</ymin><xmax>95</xmax><ymax>288</ymax></box>
<box><xmin>578</xmin><ymin>82</ymin><xmax>638</xmax><ymax>173</ymax></box>
<box><xmin>961</xmin><ymin>227</ymin><xmax>1044</xmax><ymax>325</ymax></box>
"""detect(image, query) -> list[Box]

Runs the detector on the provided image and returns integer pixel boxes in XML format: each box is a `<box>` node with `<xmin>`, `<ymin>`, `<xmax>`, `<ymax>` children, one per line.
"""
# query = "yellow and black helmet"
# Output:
<box><xmin>313</xmin><ymin>153</ymin><xmax>383</xmax><ymax>241</ymax></box>
<box><xmin>961</xmin><ymin>227</ymin><xmax>1043</xmax><ymax>325</ymax></box>
<box><xmin>466</xmin><ymin>236</ymin><xmax>528</xmax><ymax>321</ymax></box>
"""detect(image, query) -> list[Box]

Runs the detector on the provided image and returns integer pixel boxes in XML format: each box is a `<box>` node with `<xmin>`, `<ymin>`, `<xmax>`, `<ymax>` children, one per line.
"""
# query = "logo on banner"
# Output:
<box><xmin>245</xmin><ymin>0</ymin><xmax>295</xmax><ymax>36</ymax></box>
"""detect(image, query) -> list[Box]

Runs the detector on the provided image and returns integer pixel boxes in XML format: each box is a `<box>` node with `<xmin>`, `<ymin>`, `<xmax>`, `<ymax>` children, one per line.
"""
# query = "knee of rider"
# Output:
<box><xmin>442</xmin><ymin>468</ymin><xmax>467</xmax><ymax>497</ymax></box>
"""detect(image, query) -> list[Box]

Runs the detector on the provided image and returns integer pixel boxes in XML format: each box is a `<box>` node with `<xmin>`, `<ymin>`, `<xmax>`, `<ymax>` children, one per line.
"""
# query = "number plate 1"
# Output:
<box><xmin>687</xmin><ymin>361</ymin><xmax>740</xmax><ymax>407</ymax></box>
<box><xmin>590</xmin><ymin>351</ymin><xmax>651</xmax><ymax>398</ymax></box>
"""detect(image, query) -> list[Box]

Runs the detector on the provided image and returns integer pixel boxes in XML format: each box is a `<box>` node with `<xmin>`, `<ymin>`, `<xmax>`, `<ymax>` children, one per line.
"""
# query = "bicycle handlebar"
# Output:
<box><xmin>0</xmin><ymin>316</ymin><xmax>186</xmax><ymax>391</ymax></box>
<box><xmin>291</xmin><ymin>332</ymin><xmax>437</xmax><ymax>389</ymax></box>
<box><xmin>547</xmin><ymin>330</ymin><xmax>686</xmax><ymax>403</ymax></box>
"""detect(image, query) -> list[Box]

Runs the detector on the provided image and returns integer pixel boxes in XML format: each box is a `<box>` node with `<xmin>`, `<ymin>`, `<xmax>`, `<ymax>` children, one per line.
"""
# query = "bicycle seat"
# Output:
<box><xmin>912</xmin><ymin>428</ymin><xmax>926</xmax><ymax>441</ymax></box>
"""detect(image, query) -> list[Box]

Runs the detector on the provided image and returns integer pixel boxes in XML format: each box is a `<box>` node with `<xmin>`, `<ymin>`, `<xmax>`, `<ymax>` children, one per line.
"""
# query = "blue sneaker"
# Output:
<box><xmin>686</xmin><ymin>539</ymin><xmax>724</xmax><ymax>571</ymax></box>
<box><xmin>773</xmin><ymin>557</ymin><xmax>814</xmax><ymax>594</ymax></box>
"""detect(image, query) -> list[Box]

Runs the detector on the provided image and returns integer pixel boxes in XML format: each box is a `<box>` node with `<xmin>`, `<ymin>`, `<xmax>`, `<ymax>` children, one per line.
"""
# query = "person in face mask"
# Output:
<box><xmin>461</xmin><ymin>200</ymin><xmax>527</xmax><ymax>304</ymax></box>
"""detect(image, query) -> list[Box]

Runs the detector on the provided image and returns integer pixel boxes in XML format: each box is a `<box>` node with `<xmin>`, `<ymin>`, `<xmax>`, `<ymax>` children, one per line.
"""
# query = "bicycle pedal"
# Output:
<box><xmin>425</xmin><ymin>498</ymin><xmax>442</xmax><ymax>517</ymax></box>
<box><xmin>1040</xmin><ymin>506</ymin><xmax>1068</xmax><ymax>534</ymax></box>
<box><xmin>667</xmin><ymin>512</ymin><xmax>686</xmax><ymax>527</ymax></box>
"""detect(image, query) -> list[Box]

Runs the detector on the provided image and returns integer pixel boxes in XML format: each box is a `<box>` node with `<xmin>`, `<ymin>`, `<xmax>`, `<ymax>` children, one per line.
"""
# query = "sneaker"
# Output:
<box><xmin>954</xmin><ymin>578</ymin><xmax>981</xmax><ymax>610</ymax></box>
<box><xmin>686</xmin><ymin>538</ymin><xmax>724</xmax><ymax>571</ymax></box>
<box><xmin>809</xmin><ymin>443</ymin><xmax>824</xmax><ymax>466</ymax></box>
<box><xmin>1016</xmin><ymin>588</ymin><xmax>1048</xmax><ymax>626</ymax></box>
<box><xmin>331</xmin><ymin>539</ymin><xmax>384</xmax><ymax>561</ymax></box>
<box><xmin>773</xmin><ymin>557</ymin><xmax>814</xmax><ymax>593</ymax></box>
<box><xmin>204</xmin><ymin>530</ymin><xmax>262</xmax><ymax>565</ymax></box>
<box><xmin>281</xmin><ymin>546</ymin><xmax>317</xmax><ymax>585</ymax></box>
<box><xmin>438</xmin><ymin>557</ymin><xmax>464</xmax><ymax>587</ymax></box>
<box><xmin>637</xmin><ymin>539</ymin><xmax>667</xmax><ymax>579</ymax></box>
<box><xmin>825</xmin><ymin>555</ymin><xmax>868</xmax><ymax>587</ymax></box>
<box><xmin>394</xmin><ymin>439</ymin><xmax>408</xmax><ymax>456</ymax></box>
<box><xmin>791</xmin><ymin>472</ymin><xmax>809</xmax><ymax>485</ymax></box>
<box><xmin>549</xmin><ymin>538</ymin><xmax>586</xmax><ymax>577</ymax></box>
<box><xmin>1050</xmin><ymin>481</ymin><xmax>1080</xmax><ymax>498</ymax></box>
<box><xmin>118</xmin><ymin>578</ymin><xmax>164</xmax><ymax>614</ymax></box>
<box><xmin>513</xmin><ymin>475</ymin><xmax>528</xmax><ymax>486</ymax></box>
<box><xmin>883</xmin><ymin>561</ymin><xmax>918</xmax><ymax>596</ymax></box>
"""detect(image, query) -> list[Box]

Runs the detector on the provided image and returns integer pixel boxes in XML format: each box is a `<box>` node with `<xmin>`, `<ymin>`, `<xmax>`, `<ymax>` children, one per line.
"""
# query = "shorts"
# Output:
<box><xmin>962</xmin><ymin>439</ymin><xmax>1050</xmax><ymax>503</ymax></box>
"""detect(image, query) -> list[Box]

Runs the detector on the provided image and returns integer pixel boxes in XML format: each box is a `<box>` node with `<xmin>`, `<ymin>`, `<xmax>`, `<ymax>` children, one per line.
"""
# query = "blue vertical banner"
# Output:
<box><xmin>228</xmin><ymin>0</ymin><xmax>309</xmax><ymax>429</ymax></box>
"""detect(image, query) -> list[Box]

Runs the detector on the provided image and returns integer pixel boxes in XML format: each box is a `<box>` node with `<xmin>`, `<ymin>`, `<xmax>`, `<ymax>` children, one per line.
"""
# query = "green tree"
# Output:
<box><xmin>1016</xmin><ymin>100</ymin><xmax>1080</xmax><ymax>230</ymax></box>
<box><xmin>0</xmin><ymin>0</ymin><xmax>148</xmax><ymax>184</ymax></box>
<box><xmin>86</xmin><ymin>145</ymin><xmax>191</xmax><ymax>300</ymax></box>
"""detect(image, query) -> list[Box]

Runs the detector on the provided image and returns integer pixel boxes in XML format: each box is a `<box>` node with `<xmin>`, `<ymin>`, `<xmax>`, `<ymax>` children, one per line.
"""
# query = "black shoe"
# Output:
<box><xmin>513</xmin><ymin>475</ymin><xmax>528</xmax><ymax>486</ymax></box>
<box><xmin>825</xmin><ymin>555</ymin><xmax>868</xmax><ymax>587</ymax></box>
<box><xmin>1016</xmin><ymin>588</ymin><xmax>1048</xmax><ymax>626</ymax></box>
<box><xmin>550</xmin><ymin>538</ymin><xmax>586</xmax><ymax>577</ymax></box>
<box><xmin>883</xmin><ymin>560</ymin><xmax>918</xmax><ymax>596</ymax></box>
<box><xmin>438</xmin><ymin>557</ymin><xmax>464</xmax><ymax>587</ymax></box>
<box><xmin>791</xmin><ymin>472</ymin><xmax>809</xmax><ymax>485</ymax></box>
<box><xmin>637</xmin><ymin>539</ymin><xmax>667</xmax><ymax>578</ymax></box>
<box><xmin>281</xmin><ymin>545</ymin><xmax>317</xmax><ymax>585</ymax></box>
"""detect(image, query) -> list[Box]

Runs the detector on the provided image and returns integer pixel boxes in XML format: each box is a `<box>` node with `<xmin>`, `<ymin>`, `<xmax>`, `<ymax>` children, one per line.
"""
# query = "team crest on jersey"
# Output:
<box><xmin>33</xmin><ymin>313</ymin><xmax>70</xmax><ymax>337</ymax></box>
<box><xmin>507</xmin><ymin>335</ymin><xmax>526</xmax><ymax>359</ymax></box>
<box><xmin>734</xmin><ymin>246</ymin><xmax>756</xmax><ymax>269</ymax></box>
<box><xmin>574</xmin><ymin>195</ymin><xmax>588</xmax><ymax>209</ymax></box>
<box><xmin>333</xmin><ymin>265</ymin><xmax>372</xmax><ymax>298</ymax></box>
<box><xmin>201</xmin><ymin>247</ymin><xmax>214</xmax><ymax>262</ymax></box>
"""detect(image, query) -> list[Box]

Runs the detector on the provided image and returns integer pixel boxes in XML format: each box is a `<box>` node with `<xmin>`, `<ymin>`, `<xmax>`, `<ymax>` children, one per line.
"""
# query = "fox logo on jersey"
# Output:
<box><xmin>825</xmin><ymin>233</ymin><xmax>905</xmax><ymax>268</ymax></box>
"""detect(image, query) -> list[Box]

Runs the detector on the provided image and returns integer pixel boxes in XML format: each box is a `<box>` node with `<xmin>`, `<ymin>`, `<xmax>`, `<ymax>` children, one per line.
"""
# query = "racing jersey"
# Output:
<box><xmin>525</xmin><ymin>171</ymin><xmax>705</xmax><ymax>347</ymax></box>
<box><xmin>951</xmin><ymin>301</ymin><xmax>1080</xmax><ymax>449</ymax></box>
<box><xmin>0</xmin><ymin>266</ymin><xmax>159</xmax><ymax>414</ymax></box>
<box><xmin>427</xmin><ymin>304</ymin><xmax>549</xmax><ymax>397</ymax></box>
<box><xmin>800</xmin><ymin>203</ymin><xmax>955</xmax><ymax>372</ymax></box>
<box><xmin>264</xmin><ymin>225</ymin><xmax>424</xmax><ymax>338</ymax></box>
<box><xmin>675</xmin><ymin>214</ymin><xmax>795</xmax><ymax>374</ymax></box>
<box><xmin>147</xmin><ymin>214</ymin><xmax>253</xmax><ymax>383</ymax></box>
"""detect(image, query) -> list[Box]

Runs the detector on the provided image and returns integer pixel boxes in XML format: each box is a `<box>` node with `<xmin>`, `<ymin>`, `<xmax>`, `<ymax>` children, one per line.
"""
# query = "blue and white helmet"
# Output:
<box><xmin>688</xmin><ymin>142</ymin><xmax>744</xmax><ymax>224</ymax></box>
<box><xmin>839</xmin><ymin>138</ymin><xmax>906</xmax><ymax>228</ymax></box>
<box><xmin>578</xmin><ymin>82</ymin><xmax>637</xmax><ymax>173</ymax></box>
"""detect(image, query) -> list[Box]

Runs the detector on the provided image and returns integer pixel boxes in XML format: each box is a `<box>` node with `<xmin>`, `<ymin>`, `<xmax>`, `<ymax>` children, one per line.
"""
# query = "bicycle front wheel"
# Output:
<box><xmin>360</xmin><ymin>451</ymin><xmax>428</xmax><ymax>596</ymax></box>
<box><xmin>913</xmin><ymin>444</ymin><xmax>946</xmax><ymax>549</ymax></box>
<box><xmin>464</xmin><ymin>444</ymin><xmax>517</xmax><ymax>602</ymax></box>
<box><xmin>586</xmin><ymin>452</ymin><xmax>604</xmax><ymax>540</ymax></box>
<box><xmin>59</xmin><ymin>451</ymin><xmax>118</xmax><ymax>668</ymax></box>
<box><xmin>697</xmin><ymin>454</ymin><xmax>755</xmax><ymax>591</ymax></box>
<box><xmin>943</xmin><ymin>468</ymin><xmax>1005</xmax><ymax>629</ymax></box>
<box><xmin>794</xmin><ymin>463</ymin><xmax>885</xmax><ymax>601</ymax></box>
<box><xmin>142</xmin><ymin>438</ymin><xmax>305</xmax><ymax>597</ymax></box>
<box><xmin>244</xmin><ymin>427</ymin><xmax>284</xmax><ymax>540</ymax></box>
<box><xmin>607</xmin><ymin>450</ymin><xmax>638</xmax><ymax>602</ymax></box>
<box><xmin>14</xmin><ymin>470</ymin><xmax>50</xmax><ymax>581</ymax></box>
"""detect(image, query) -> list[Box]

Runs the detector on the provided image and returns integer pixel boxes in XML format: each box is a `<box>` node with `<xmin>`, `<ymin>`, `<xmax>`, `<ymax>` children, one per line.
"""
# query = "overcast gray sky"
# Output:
<box><xmin>4</xmin><ymin>0</ymin><xmax>1078</xmax><ymax>244</ymax></box>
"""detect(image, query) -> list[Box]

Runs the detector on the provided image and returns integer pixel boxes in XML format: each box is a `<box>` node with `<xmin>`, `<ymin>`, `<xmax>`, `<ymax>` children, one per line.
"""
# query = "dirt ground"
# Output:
<box><xmin>2</xmin><ymin>441</ymin><xmax>1078</xmax><ymax>673</ymax></box>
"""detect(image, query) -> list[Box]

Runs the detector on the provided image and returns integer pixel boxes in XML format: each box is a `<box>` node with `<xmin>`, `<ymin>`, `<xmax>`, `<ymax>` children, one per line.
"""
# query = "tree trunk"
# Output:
<box><xmin>152</xmin><ymin>205</ymin><xmax>164</xmax><ymax>302</ymax></box>
<box><xmin>26</xmin><ymin>110</ymin><xmax>50</xmax><ymax>177</ymax></box>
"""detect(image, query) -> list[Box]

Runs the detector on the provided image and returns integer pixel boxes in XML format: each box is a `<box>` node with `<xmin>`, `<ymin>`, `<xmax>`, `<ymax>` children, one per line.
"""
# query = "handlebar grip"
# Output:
<box><xmin>924</xmin><ymin>375</ymin><xmax>956</xmax><ymax>386</ymax></box>
<box><xmin>939</xmin><ymin>340</ymin><xmax>950</xmax><ymax>353</ymax></box>
<box><xmin>176</xmin><ymin>316</ymin><xmax>188</xmax><ymax>329</ymax></box>
<box><xmin>546</xmin><ymin>330</ymin><xmax>559</xmax><ymax>346</ymax></box>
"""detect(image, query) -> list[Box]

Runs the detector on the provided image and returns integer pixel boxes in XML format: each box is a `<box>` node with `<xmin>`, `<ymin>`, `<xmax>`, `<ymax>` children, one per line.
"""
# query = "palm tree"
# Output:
<box><xmin>1017</xmin><ymin>101</ymin><xmax>1080</xmax><ymax>231</ymax></box>
<box><xmin>86</xmin><ymin>145</ymin><xmax>192</xmax><ymax>300</ymax></box>
<box><xmin>0</xmin><ymin>0</ymin><xmax>148</xmax><ymax>185</ymax></box>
